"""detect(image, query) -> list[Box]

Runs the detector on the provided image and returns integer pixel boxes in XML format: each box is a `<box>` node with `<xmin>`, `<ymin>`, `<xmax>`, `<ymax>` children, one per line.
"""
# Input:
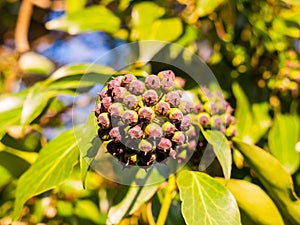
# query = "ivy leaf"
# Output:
<box><xmin>233</xmin><ymin>138</ymin><xmax>300</xmax><ymax>225</ymax></box>
<box><xmin>13</xmin><ymin>129</ymin><xmax>79</xmax><ymax>221</ymax></box>
<box><xmin>201</xmin><ymin>129</ymin><xmax>232</xmax><ymax>181</ymax></box>
<box><xmin>215</xmin><ymin>177</ymin><xmax>284</xmax><ymax>225</ymax></box>
<box><xmin>45</xmin><ymin>5</ymin><xmax>120</xmax><ymax>34</ymax></box>
<box><xmin>107</xmin><ymin>168</ymin><xmax>164</xmax><ymax>224</ymax></box>
<box><xmin>177</xmin><ymin>171</ymin><xmax>241</xmax><ymax>225</ymax></box>
<box><xmin>268</xmin><ymin>114</ymin><xmax>300</xmax><ymax>174</ymax></box>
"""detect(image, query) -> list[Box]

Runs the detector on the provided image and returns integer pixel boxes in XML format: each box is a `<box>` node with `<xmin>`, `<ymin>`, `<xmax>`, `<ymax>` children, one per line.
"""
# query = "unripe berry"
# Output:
<box><xmin>98</xmin><ymin>113</ymin><xmax>110</xmax><ymax>129</ymax></box>
<box><xmin>169</xmin><ymin>108</ymin><xmax>183</xmax><ymax>124</ymax></box>
<box><xmin>124</xmin><ymin>94</ymin><xmax>139</xmax><ymax>109</ymax></box>
<box><xmin>204</xmin><ymin>102</ymin><xmax>219</xmax><ymax>114</ymax></box>
<box><xmin>145</xmin><ymin>75</ymin><xmax>160</xmax><ymax>89</ymax></box>
<box><xmin>186</xmin><ymin>125</ymin><xmax>197</xmax><ymax>140</ymax></box>
<box><xmin>199</xmin><ymin>112</ymin><xmax>210</xmax><ymax>127</ymax></box>
<box><xmin>138</xmin><ymin>107</ymin><xmax>155</xmax><ymax>122</ymax></box>
<box><xmin>194</xmin><ymin>103</ymin><xmax>204</xmax><ymax>113</ymax></box>
<box><xmin>122</xmin><ymin>110</ymin><xmax>138</xmax><ymax>126</ymax></box>
<box><xmin>145</xmin><ymin>123</ymin><xmax>163</xmax><ymax>139</ymax></box>
<box><xmin>128</xmin><ymin>80</ymin><xmax>145</xmax><ymax>95</ymax></box>
<box><xmin>165</xmin><ymin>91</ymin><xmax>181</xmax><ymax>107</ymax></box>
<box><xmin>157</xmin><ymin>138</ymin><xmax>172</xmax><ymax>152</ymax></box>
<box><xmin>211</xmin><ymin>115</ymin><xmax>223</xmax><ymax>128</ymax></box>
<box><xmin>155</xmin><ymin>102</ymin><xmax>170</xmax><ymax>116</ymax></box>
<box><xmin>162</xmin><ymin>121</ymin><xmax>177</xmax><ymax>137</ymax></box>
<box><xmin>138</xmin><ymin>139</ymin><xmax>153</xmax><ymax>154</ymax></box>
<box><xmin>128</xmin><ymin>125</ymin><xmax>143</xmax><ymax>139</ymax></box>
<box><xmin>143</xmin><ymin>90</ymin><xmax>159</xmax><ymax>105</ymax></box>
<box><xmin>172</xmin><ymin>131</ymin><xmax>186</xmax><ymax>145</ymax></box>
<box><xmin>225</xmin><ymin>125</ymin><xmax>237</xmax><ymax>137</ymax></box>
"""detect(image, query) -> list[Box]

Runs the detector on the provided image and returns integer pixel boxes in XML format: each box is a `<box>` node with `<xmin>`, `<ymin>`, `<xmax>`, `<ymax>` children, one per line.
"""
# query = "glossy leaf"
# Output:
<box><xmin>151</xmin><ymin>18</ymin><xmax>183</xmax><ymax>42</ymax></box>
<box><xmin>268</xmin><ymin>114</ymin><xmax>300</xmax><ymax>174</ymax></box>
<box><xmin>13</xmin><ymin>129</ymin><xmax>79</xmax><ymax>220</ymax></box>
<box><xmin>233</xmin><ymin>138</ymin><xmax>300</xmax><ymax>225</ymax></box>
<box><xmin>45</xmin><ymin>5</ymin><xmax>120</xmax><ymax>34</ymax></box>
<box><xmin>215</xmin><ymin>178</ymin><xmax>284</xmax><ymax>225</ymax></box>
<box><xmin>107</xmin><ymin>169</ymin><xmax>164</xmax><ymax>224</ymax></box>
<box><xmin>177</xmin><ymin>171</ymin><xmax>241</xmax><ymax>225</ymax></box>
<box><xmin>19</xmin><ymin>51</ymin><xmax>54</xmax><ymax>75</ymax></box>
<box><xmin>21</xmin><ymin>84</ymin><xmax>57</xmax><ymax>127</ymax></box>
<box><xmin>201</xmin><ymin>129</ymin><xmax>232</xmax><ymax>181</ymax></box>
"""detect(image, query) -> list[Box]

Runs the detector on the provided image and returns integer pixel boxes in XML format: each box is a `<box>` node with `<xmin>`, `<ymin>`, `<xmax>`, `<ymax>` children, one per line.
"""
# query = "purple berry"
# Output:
<box><xmin>158</xmin><ymin>70</ymin><xmax>175</xmax><ymax>80</ymax></box>
<box><xmin>169</xmin><ymin>108</ymin><xmax>183</xmax><ymax>124</ymax></box>
<box><xmin>142</xmin><ymin>90</ymin><xmax>159</xmax><ymax>105</ymax></box>
<box><xmin>107</xmin><ymin>78</ymin><xmax>121</xmax><ymax>91</ymax></box>
<box><xmin>138</xmin><ymin>139</ymin><xmax>153</xmax><ymax>154</ymax></box>
<box><xmin>155</xmin><ymin>102</ymin><xmax>170</xmax><ymax>116</ymax></box>
<box><xmin>121</xmin><ymin>110</ymin><xmax>138</xmax><ymax>125</ymax></box>
<box><xmin>138</xmin><ymin>107</ymin><xmax>155</xmax><ymax>122</ymax></box>
<box><xmin>94</xmin><ymin>103</ymin><xmax>101</xmax><ymax>117</ymax></box>
<box><xmin>99</xmin><ymin>89</ymin><xmax>109</xmax><ymax>99</ymax></box>
<box><xmin>179</xmin><ymin>101</ymin><xmax>193</xmax><ymax>114</ymax></box>
<box><xmin>122</xmin><ymin>74</ymin><xmax>136</xmax><ymax>86</ymax></box>
<box><xmin>128</xmin><ymin>125</ymin><xmax>143</xmax><ymax>139</ymax></box>
<box><xmin>109</xmin><ymin>127</ymin><xmax>122</xmax><ymax>142</ymax></box>
<box><xmin>124</xmin><ymin>94</ymin><xmax>139</xmax><ymax>109</ymax></box>
<box><xmin>157</xmin><ymin>138</ymin><xmax>172</xmax><ymax>152</ymax></box>
<box><xmin>145</xmin><ymin>124</ymin><xmax>163</xmax><ymax>139</ymax></box>
<box><xmin>101</xmin><ymin>97</ymin><xmax>113</xmax><ymax>110</ymax></box>
<box><xmin>165</xmin><ymin>91</ymin><xmax>181</xmax><ymax>107</ymax></box>
<box><xmin>128</xmin><ymin>80</ymin><xmax>145</xmax><ymax>95</ymax></box>
<box><xmin>180</xmin><ymin>116</ymin><xmax>191</xmax><ymax>131</ymax></box>
<box><xmin>145</xmin><ymin>75</ymin><xmax>160</xmax><ymax>89</ymax></box>
<box><xmin>98</xmin><ymin>113</ymin><xmax>110</xmax><ymax>129</ymax></box>
<box><xmin>162</xmin><ymin>121</ymin><xmax>177</xmax><ymax>137</ymax></box>
<box><xmin>169</xmin><ymin>149</ymin><xmax>176</xmax><ymax>159</ymax></box>
<box><xmin>112</xmin><ymin>87</ymin><xmax>127</xmax><ymax>102</ymax></box>
<box><xmin>161</xmin><ymin>78</ymin><xmax>174</xmax><ymax>92</ymax></box>
<box><xmin>108</xmin><ymin>103</ymin><xmax>124</xmax><ymax>118</ymax></box>
<box><xmin>212</xmin><ymin>115</ymin><xmax>223</xmax><ymax>128</ymax></box>
<box><xmin>194</xmin><ymin>103</ymin><xmax>204</xmax><ymax>113</ymax></box>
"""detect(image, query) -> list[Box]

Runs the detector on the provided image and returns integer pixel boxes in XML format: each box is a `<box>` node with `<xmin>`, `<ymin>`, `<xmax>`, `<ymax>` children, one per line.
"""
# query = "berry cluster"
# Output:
<box><xmin>94</xmin><ymin>70</ymin><xmax>236</xmax><ymax>168</ymax></box>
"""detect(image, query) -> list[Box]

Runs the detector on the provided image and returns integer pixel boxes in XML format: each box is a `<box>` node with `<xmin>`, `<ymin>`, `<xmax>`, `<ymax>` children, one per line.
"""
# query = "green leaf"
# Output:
<box><xmin>233</xmin><ymin>138</ymin><xmax>300</xmax><ymax>225</ymax></box>
<box><xmin>45</xmin><ymin>5</ymin><xmax>120</xmax><ymax>34</ymax></box>
<box><xmin>196</xmin><ymin>0</ymin><xmax>225</xmax><ymax>17</ymax></box>
<box><xmin>232</xmin><ymin>83</ymin><xmax>271</xmax><ymax>144</ymax></box>
<box><xmin>131</xmin><ymin>2</ymin><xmax>165</xmax><ymax>26</ymax></box>
<box><xmin>74</xmin><ymin>200</ymin><xmax>105</xmax><ymax>224</ymax></box>
<box><xmin>268</xmin><ymin>114</ymin><xmax>300</xmax><ymax>174</ymax></box>
<box><xmin>177</xmin><ymin>171</ymin><xmax>241</xmax><ymax>225</ymax></box>
<box><xmin>66</xmin><ymin>0</ymin><xmax>86</xmax><ymax>14</ymax></box>
<box><xmin>13</xmin><ymin>129</ymin><xmax>79</xmax><ymax>221</ymax></box>
<box><xmin>0</xmin><ymin>151</ymin><xmax>30</xmax><ymax>178</ymax></box>
<box><xmin>21</xmin><ymin>84</ymin><xmax>57</xmax><ymax>127</ymax></box>
<box><xmin>215</xmin><ymin>178</ymin><xmax>284</xmax><ymax>225</ymax></box>
<box><xmin>76</xmin><ymin>113</ymin><xmax>100</xmax><ymax>188</ymax></box>
<box><xmin>201</xmin><ymin>129</ymin><xmax>232</xmax><ymax>181</ymax></box>
<box><xmin>0</xmin><ymin>165</ymin><xmax>12</xmax><ymax>189</ymax></box>
<box><xmin>107</xmin><ymin>169</ymin><xmax>164</xmax><ymax>224</ymax></box>
<box><xmin>19</xmin><ymin>51</ymin><xmax>54</xmax><ymax>75</ymax></box>
<box><xmin>151</xmin><ymin>18</ymin><xmax>183</xmax><ymax>42</ymax></box>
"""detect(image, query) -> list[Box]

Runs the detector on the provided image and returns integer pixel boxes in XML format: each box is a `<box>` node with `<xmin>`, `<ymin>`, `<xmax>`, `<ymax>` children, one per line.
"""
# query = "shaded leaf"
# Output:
<box><xmin>46</xmin><ymin>5</ymin><xmax>120</xmax><ymax>34</ymax></box>
<box><xmin>107</xmin><ymin>169</ymin><xmax>164</xmax><ymax>224</ymax></box>
<box><xmin>19</xmin><ymin>51</ymin><xmax>54</xmax><ymax>75</ymax></box>
<box><xmin>74</xmin><ymin>200</ymin><xmax>106</xmax><ymax>224</ymax></box>
<box><xmin>13</xmin><ymin>129</ymin><xmax>79</xmax><ymax>220</ymax></box>
<box><xmin>201</xmin><ymin>128</ymin><xmax>232</xmax><ymax>181</ymax></box>
<box><xmin>177</xmin><ymin>171</ymin><xmax>241</xmax><ymax>225</ymax></box>
<box><xmin>0</xmin><ymin>151</ymin><xmax>30</xmax><ymax>178</ymax></box>
<box><xmin>268</xmin><ymin>114</ymin><xmax>300</xmax><ymax>174</ymax></box>
<box><xmin>233</xmin><ymin>138</ymin><xmax>300</xmax><ymax>225</ymax></box>
<box><xmin>215</xmin><ymin>178</ymin><xmax>284</xmax><ymax>225</ymax></box>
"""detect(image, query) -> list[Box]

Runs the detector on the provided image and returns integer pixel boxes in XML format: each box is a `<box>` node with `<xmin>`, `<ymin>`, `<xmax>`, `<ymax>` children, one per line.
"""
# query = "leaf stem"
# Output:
<box><xmin>156</xmin><ymin>174</ymin><xmax>176</xmax><ymax>225</ymax></box>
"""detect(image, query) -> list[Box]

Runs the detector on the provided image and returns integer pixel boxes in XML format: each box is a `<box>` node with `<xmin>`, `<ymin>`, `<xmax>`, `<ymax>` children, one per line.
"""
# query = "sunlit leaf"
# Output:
<box><xmin>46</xmin><ymin>5</ymin><xmax>120</xmax><ymax>34</ymax></box>
<box><xmin>66</xmin><ymin>0</ymin><xmax>86</xmax><ymax>14</ymax></box>
<box><xmin>196</xmin><ymin>0</ymin><xmax>225</xmax><ymax>17</ymax></box>
<box><xmin>151</xmin><ymin>18</ymin><xmax>183</xmax><ymax>42</ymax></box>
<box><xmin>215</xmin><ymin>178</ymin><xmax>284</xmax><ymax>225</ymax></box>
<box><xmin>19</xmin><ymin>52</ymin><xmax>54</xmax><ymax>75</ymax></box>
<box><xmin>131</xmin><ymin>2</ymin><xmax>165</xmax><ymax>26</ymax></box>
<box><xmin>13</xmin><ymin>129</ymin><xmax>79</xmax><ymax>220</ymax></box>
<box><xmin>268</xmin><ymin>114</ymin><xmax>300</xmax><ymax>174</ymax></box>
<box><xmin>201</xmin><ymin>129</ymin><xmax>232</xmax><ymax>181</ymax></box>
<box><xmin>233</xmin><ymin>138</ymin><xmax>300</xmax><ymax>225</ymax></box>
<box><xmin>177</xmin><ymin>171</ymin><xmax>241</xmax><ymax>225</ymax></box>
<box><xmin>107</xmin><ymin>169</ymin><xmax>164</xmax><ymax>224</ymax></box>
<box><xmin>74</xmin><ymin>200</ymin><xmax>106</xmax><ymax>224</ymax></box>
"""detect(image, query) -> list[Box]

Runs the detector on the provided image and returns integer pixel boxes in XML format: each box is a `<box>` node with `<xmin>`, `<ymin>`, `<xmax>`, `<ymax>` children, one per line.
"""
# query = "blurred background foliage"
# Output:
<box><xmin>0</xmin><ymin>0</ymin><xmax>300</xmax><ymax>224</ymax></box>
